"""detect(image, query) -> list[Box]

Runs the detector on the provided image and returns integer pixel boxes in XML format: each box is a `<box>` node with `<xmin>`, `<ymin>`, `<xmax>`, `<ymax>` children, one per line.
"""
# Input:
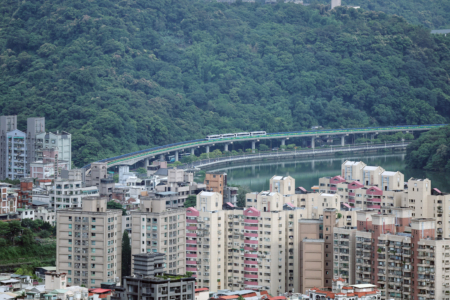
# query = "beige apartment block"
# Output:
<box><xmin>332</xmin><ymin>227</ymin><xmax>357</xmax><ymax>284</ymax></box>
<box><xmin>335</xmin><ymin>208</ymin><xmax>450</xmax><ymax>300</ymax></box>
<box><xmin>56</xmin><ymin>196</ymin><xmax>122</xmax><ymax>288</ymax></box>
<box><xmin>189</xmin><ymin>191</ymin><xmax>306</xmax><ymax>295</ymax></box>
<box><xmin>402</xmin><ymin>177</ymin><xmax>450</xmax><ymax>239</ymax></box>
<box><xmin>186</xmin><ymin>194</ymin><xmax>226</xmax><ymax>291</ymax></box>
<box><xmin>131</xmin><ymin>196</ymin><xmax>186</xmax><ymax>275</ymax></box>
<box><xmin>300</xmin><ymin>239</ymin><xmax>324</xmax><ymax>292</ymax></box>
<box><xmin>270</xmin><ymin>175</ymin><xmax>295</xmax><ymax>196</ymax></box>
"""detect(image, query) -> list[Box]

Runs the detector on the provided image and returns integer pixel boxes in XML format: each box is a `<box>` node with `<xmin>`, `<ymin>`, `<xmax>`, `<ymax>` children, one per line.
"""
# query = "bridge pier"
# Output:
<box><xmin>191</xmin><ymin>148</ymin><xmax>195</xmax><ymax>156</ymax></box>
<box><xmin>252</xmin><ymin>141</ymin><xmax>256</xmax><ymax>153</ymax></box>
<box><xmin>311</xmin><ymin>137</ymin><xmax>315</xmax><ymax>149</ymax></box>
<box><xmin>159</xmin><ymin>154</ymin><xmax>164</xmax><ymax>162</ymax></box>
<box><xmin>224</xmin><ymin>143</ymin><xmax>229</xmax><ymax>152</ymax></box>
<box><xmin>311</xmin><ymin>160</ymin><xmax>315</xmax><ymax>170</ymax></box>
<box><xmin>281</xmin><ymin>139</ymin><xmax>286</xmax><ymax>151</ymax></box>
<box><xmin>206</xmin><ymin>145</ymin><xmax>210</xmax><ymax>157</ymax></box>
<box><xmin>175</xmin><ymin>151</ymin><xmax>179</xmax><ymax>162</ymax></box>
<box><xmin>145</xmin><ymin>158</ymin><xmax>150</xmax><ymax>167</ymax></box>
<box><xmin>341</xmin><ymin>136</ymin><xmax>345</xmax><ymax>147</ymax></box>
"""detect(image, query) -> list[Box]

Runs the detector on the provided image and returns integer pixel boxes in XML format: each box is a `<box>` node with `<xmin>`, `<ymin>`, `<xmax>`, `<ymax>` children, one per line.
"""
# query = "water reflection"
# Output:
<box><xmin>204</xmin><ymin>152</ymin><xmax>450</xmax><ymax>193</ymax></box>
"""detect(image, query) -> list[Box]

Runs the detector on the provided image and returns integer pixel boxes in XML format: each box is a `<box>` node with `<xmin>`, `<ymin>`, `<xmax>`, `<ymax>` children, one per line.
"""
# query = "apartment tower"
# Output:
<box><xmin>56</xmin><ymin>196</ymin><xmax>122</xmax><ymax>288</ymax></box>
<box><xmin>131</xmin><ymin>195</ymin><xmax>186</xmax><ymax>275</ymax></box>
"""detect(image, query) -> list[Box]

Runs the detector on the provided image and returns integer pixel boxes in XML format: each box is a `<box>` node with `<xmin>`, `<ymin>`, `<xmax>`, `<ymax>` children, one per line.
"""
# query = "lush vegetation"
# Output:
<box><xmin>406</xmin><ymin>125</ymin><xmax>450</xmax><ymax>171</ymax></box>
<box><xmin>184</xmin><ymin>195</ymin><xmax>197</xmax><ymax>208</ymax></box>
<box><xmin>0</xmin><ymin>220</ymin><xmax>56</xmax><ymax>265</ymax></box>
<box><xmin>314</xmin><ymin>0</ymin><xmax>450</xmax><ymax>29</ymax></box>
<box><xmin>1</xmin><ymin>0</ymin><xmax>449</xmax><ymax>166</ymax></box>
<box><xmin>107</xmin><ymin>200</ymin><xmax>127</xmax><ymax>215</ymax></box>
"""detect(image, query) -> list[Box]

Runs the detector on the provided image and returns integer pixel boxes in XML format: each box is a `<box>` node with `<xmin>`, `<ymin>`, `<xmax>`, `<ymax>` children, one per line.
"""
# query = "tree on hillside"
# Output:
<box><xmin>8</xmin><ymin>221</ymin><xmax>22</xmax><ymax>246</ymax></box>
<box><xmin>122</xmin><ymin>231</ymin><xmax>132</xmax><ymax>279</ymax></box>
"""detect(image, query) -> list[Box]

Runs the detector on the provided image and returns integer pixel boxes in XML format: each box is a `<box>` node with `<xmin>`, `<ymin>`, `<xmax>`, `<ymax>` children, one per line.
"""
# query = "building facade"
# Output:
<box><xmin>333</xmin><ymin>208</ymin><xmax>450</xmax><ymax>299</ymax></box>
<box><xmin>56</xmin><ymin>196</ymin><xmax>122</xmax><ymax>288</ymax></box>
<box><xmin>36</xmin><ymin>131</ymin><xmax>72</xmax><ymax>169</ymax></box>
<box><xmin>131</xmin><ymin>196</ymin><xmax>187</xmax><ymax>275</ymax></box>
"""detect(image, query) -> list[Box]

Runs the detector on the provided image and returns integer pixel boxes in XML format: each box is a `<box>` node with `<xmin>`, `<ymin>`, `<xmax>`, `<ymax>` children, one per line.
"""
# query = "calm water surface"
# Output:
<box><xmin>203</xmin><ymin>152</ymin><xmax>450</xmax><ymax>193</ymax></box>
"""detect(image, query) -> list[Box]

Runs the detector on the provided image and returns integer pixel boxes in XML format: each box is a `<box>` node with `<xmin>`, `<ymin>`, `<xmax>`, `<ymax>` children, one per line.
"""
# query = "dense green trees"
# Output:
<box><xmin>0</xmin><ymin>0</ymin><xmax>449</xmax><ymax>166</ymax></box>
<box><xmin>0</xmin><ymin>220</ymin><xmax>56</xmax><ymax>265</ymax></box>
<box><xmin>313</xmin><ymin>0</ymin><xmax>450</xmax><ymax>29</ymax></box>
<box><xmin>406</xmin><ymin>125</ymin><xmax>450</xmax><ymax>171</ymax></box>
<box><xmin>184</xmin><ymin>195</ymin><xmax>197</xmax><ymax>208</ymax></box>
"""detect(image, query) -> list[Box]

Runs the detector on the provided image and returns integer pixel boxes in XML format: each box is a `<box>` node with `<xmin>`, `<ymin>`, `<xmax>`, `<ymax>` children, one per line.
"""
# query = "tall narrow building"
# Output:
<box><xmin>131</xmin><ymin>196</ymin><xmax>186</xmax><ymax>275</ymax></box>
<box><xmin>0</xmin><ymin>115</ymin><xmax>27</xmax><ymax>179</ymax></box>
<box><xmin>56</xmin><ymin>196</ymin><xmax>122</xmax><ymax>288</ymax></box>
<box><xmin>26</xmin><ymin>117</ymin><xmax>46</xmax><ymax>172</ymax></box>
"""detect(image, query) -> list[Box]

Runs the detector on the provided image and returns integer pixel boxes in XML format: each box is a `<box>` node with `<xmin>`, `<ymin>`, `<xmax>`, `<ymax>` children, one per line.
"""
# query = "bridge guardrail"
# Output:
<box><xmin>83</xmin><ymin>124</ymin><xmax>445</xmax><ymax>169</ymax></box>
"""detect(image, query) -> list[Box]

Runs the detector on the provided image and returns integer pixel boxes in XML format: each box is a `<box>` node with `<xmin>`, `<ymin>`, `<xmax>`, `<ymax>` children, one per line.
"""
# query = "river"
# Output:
<box><xmin>201</xmin><ymin>152</ymin><xmax>450</xmax><ymax>193</ymax></box>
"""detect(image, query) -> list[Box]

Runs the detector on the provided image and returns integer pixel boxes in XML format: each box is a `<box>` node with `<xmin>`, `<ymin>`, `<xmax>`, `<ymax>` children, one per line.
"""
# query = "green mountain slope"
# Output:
<box><xmin>313</xmin><ymin>0</ymin><xmax>450</xmax><ymax>29</ymax></box>
<box><xmin>406</xmin><ymin>125</ymin><xmax>450</xmax><ymax>171</ymax></box>
<box><xmin>0</xmin><ymin>0</ymin><xmax>449</xmax><ymax>166</ymax></box>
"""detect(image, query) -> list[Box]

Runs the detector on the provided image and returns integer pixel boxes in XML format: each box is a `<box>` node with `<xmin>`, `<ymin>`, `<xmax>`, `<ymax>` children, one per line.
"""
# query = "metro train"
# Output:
<box><xmin>206</xmin><ymin>131</ymin><xmax>266</xmax><ymax>140</ymax></box>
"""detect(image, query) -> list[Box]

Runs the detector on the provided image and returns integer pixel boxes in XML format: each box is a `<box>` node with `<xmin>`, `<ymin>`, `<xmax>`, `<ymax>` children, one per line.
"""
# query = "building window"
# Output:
<box><xmin>91</xmin><ymin>279</ymin><xmax>95</xmax><ymax>284</ymax></box>
<box><xmin>92</xmin><ymin>225</ymin><xmax>96</xmax><ymax>230</ymax></box>
<box><xmin>91</xmin><ymin>248</ymin><xmax>96</xmax><ymax>253</ymax></box>
<box><xmin>68</xmin><ymin>247</ymin><xmax>72</xmax><ymax>252</ymax></box>
<box><xmin>68</xmin><ymin>224</ymin><xmax>72</xmax><ymax>229</ymax></box>
<box><xmin>68</xmin><ymin>231</ymin><xmax>72</xmax><ymax>237</ymax></box>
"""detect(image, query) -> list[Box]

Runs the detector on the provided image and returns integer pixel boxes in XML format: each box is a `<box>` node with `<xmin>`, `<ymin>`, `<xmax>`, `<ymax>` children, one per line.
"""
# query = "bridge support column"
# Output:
<box><xmin>206</xmin><ymin>146</ymin><xmax>210</xmax><ymax>157</ymax></box>
<box><xmin>191</xmin><ymin>148</ymin><xmax>195</xmax><ymax>156</ymax></box>
<box><xmin>145</xmin><ymin>158</ymin><xmax>150</xmax><ymax>167</ymax></box>
<box><xmin>311</xmin><ymin>137</ymin><xmax>315</xmax><ymax>149</ymax></box>
<box><xmin>159</xmin><ymin>154</ymin><xmax>164</xmax><ymax>162</ymax></box>
<box><xmin>224</xmin><ymin>143</ymin><xmax>229</xmax><ymax>152</ymax></box>
<box><xmin>281</xmin><ymin>139</ymin><xmax>286</xmax><ymax>151</ymax></box>
<box><xmin>175</xmin><ymin>151</ymin><xmax>179</xmax><ymax>162</ymax></box>
<box><xmin>341</xmin><ymin>136</ymin><xmax>345</xmax><ymax>147</ymax></box>
<box><xmin>252</xmin><ymin>141</ymin><xmax>256</xmax><ymax>153</ymax></box>
<box><xmin>311</xmin><ymin>160</ymin><xmax>315</xmax><ymax>170</ymax></box>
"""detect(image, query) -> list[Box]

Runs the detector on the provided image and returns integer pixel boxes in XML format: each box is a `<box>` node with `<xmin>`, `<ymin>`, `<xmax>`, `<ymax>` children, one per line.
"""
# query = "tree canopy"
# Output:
<box><xmin>406</xmin><ymin>125</ymin><xmax>450</xmax><ymax>171</ymax></box>
<box><xmin>314</xmin><ymin>0</ymin><xmax>450</xmax><ymax>29</ymax></box>
<box><xmin>0</xmin><ymin>0</ymin><xmax>449</xmax><ymax>166</ymax></box>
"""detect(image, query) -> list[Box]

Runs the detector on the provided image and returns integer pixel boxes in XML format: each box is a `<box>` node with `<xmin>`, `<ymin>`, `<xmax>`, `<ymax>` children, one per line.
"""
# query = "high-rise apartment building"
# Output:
<box><xmin>36</xmin><ymin>131</ymin><xmax>72</xmax><ymax>169</ymax></box>
<box><xmin>319</xmin><ymin>161</ymin><xmax>405</xmax><ymax>211</ymax></box>
<box><xmin>204</xmin><ymin>172</ymin><xmax>227</xmax><ymax>196</ymax></box>
<box><xmin>333</xmin><ymin>208</ymin><xmax>450</xmax><ymax>299</ymax></box>
<box><xmin>401</xmin><ymin>177</ymin><xmax>450</xmax><ymax>239</ymax></box>
<box><xmin>0</xmin><ymin>115</ymin><xmax>27</xmax><ymax>179</ymax></box>
<box><xmin>186</xmin><ymin>192</ymin><xmax>227</xmax><ymax>292</ymax></box>
<box><xmin>56</xmin><ymin>196</ymin><xmax>122</xmax><ymax>288</ymax></box>
<box><xmin>0</xmin><ymin>115</ymin><xmax>72</xmax><ymax>179</ymax></box>
<box><xmin>26</xmin><ymin>117</ymin><xmax>46</xmax><ymax>172</ymax></box>
<box><xmin>131</xmin><ymin>195</ymin><xmax>186</xmax><ymax>275</ymax></box>
<box><xmin>186</xmin><ymin>187</ymin><xmax>338</xmax><ymax>296</ymax></box>
<box><xmin>50</xmin><ymin>169</ymin><xmax>99</xmax><ymax>209</ymax></box>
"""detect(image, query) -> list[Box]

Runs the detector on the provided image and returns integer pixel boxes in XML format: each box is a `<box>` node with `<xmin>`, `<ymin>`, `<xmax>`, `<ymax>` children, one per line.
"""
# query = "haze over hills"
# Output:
<box><xmin>0</xmin><ymin>0</ymin><xmax>449</xmax><ymax>166</ymax></box>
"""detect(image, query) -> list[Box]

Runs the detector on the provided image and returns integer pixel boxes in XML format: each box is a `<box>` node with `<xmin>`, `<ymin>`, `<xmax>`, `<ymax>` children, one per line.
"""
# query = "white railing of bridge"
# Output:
<box><xmin>179</xmin><ymin>142</ymin><xmax>409</xmax><ymax>170</ymax></box>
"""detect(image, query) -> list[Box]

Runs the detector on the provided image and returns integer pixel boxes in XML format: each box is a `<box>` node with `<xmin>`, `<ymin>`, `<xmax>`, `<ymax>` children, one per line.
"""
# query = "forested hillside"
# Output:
<box><xmin>406</xmin><ymin>125</ymin><xmax>450</xmax><ymax>171</ymax></box>
<box><xmin>0</xmin><ymin>0</ymin><xmax>449</xmax><ymax>166</ymax></box>
<box><xmin>314</xmin><ymin>0</ymin><xmax>450</xmax><ymax>29</ymax></box>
